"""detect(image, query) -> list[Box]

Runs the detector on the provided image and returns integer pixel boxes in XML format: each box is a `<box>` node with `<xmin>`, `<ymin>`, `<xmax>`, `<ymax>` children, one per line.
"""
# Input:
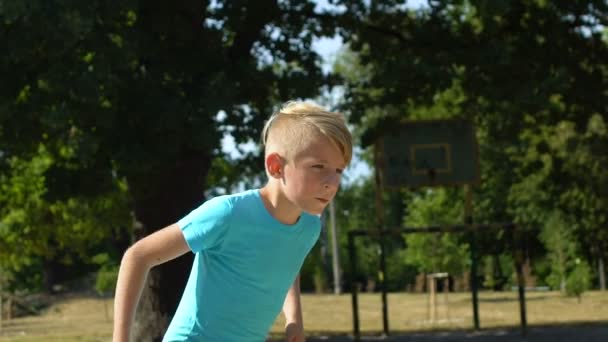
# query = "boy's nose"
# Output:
<box><xmin>324</xmin><ymin>173</ymin><xmax>341</xmax><ymax>189</ymax></box>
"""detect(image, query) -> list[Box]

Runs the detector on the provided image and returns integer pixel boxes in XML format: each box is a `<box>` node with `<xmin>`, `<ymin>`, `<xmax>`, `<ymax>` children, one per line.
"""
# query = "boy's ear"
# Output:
<box><xmin>266</xmin><ymin>153</ymin><xmax>283</xmax><ymax>178</ymax></box>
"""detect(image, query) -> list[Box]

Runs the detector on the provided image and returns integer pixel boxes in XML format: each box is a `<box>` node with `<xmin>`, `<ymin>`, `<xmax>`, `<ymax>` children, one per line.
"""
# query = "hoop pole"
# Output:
<box><xmin>444</xmin><ymin>277</ymin><xmax>450</xmax><ymax>320</ymax></box>
<box><xmin>0</xmin><ymin>280</ymin><xmax>3</xmax><ymax>332</ymax></box>
<box><xmin>348</xmin><ymin>232</ymin><xmax>360</xmax><ymax>341</ymax></box>
<box><xmin>514</xmin><ymin>230</ymin><xmax>528</xmax><ymax>336</ymax></box>
<box><xmin>374</xmin><ymin>141</ymin><xmax>390</xmax><ymax>336</ymax></box>
<box><xmin>465</xmin><ymin>184</ymin><xmax>480</xmax><ymax>330</ymax></box>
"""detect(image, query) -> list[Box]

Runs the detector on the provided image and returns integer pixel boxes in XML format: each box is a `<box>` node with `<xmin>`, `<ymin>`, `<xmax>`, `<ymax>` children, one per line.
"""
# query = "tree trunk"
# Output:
<box><xmin>599</xmin><ymin>256</ymin><xmax>606</xmax><ymax>291</ymax></box>
<box><xmin>42</xmin><ymin>258</ymin><xmax>63</xmax><ymax>294</ymax></box>
<box><xmin>127</xmin><ymin>154</ymin><xmax>211</xmax><ymax>342</ymax></box>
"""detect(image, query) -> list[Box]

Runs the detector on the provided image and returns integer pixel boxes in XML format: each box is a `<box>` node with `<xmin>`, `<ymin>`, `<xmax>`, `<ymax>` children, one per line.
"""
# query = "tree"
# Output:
<box><xmin>330</xmin><ymin>174</ymin><xmax>409</xmax><ymax>291</ymax></box>
<box><xmin>510</xmin><ymin>115</ymin><xmax>608</xmax><ymax>289</ymax></box>
<box><xmin>403</xmin><ymin>188</ymin><xmax>469</xmax><ymax>276</ymax></box>
<box><xmin>566</xmin><ymin>258</ymin><xmax>592</xmax><ymax>302</ymax></box>
<box><xmin>334</xmin><ymin>0</ymin><xmax>608</xmax><ymax>289</ymax></box>
<box><xmin>0</xmin><ymin>145</ymin><xmax>131</xmax><ymax>293</ymax></box>
<box><xmin>540</xmin><ymin>211</ymin><xmax>577</xmax><ymax>291</ymax></box>
<box><xmin>2</xmin><ymin>1</ymin><xmax>339</xmax><ymax>338</ymax></box>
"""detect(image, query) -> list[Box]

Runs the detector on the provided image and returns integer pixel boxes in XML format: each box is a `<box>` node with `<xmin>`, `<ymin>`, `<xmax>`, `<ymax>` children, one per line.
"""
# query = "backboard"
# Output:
<box><xmin>375</xmin><ymin>119</ymin><xmax>480</xmax><ymax>188</ymax></box>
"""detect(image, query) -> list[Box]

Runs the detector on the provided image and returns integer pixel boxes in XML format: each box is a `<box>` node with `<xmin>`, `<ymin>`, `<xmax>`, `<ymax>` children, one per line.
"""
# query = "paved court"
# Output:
<box><xmin>299</xmin><ymin>325</ymin><xmax>608</xmax><ymax>342</ymax></box>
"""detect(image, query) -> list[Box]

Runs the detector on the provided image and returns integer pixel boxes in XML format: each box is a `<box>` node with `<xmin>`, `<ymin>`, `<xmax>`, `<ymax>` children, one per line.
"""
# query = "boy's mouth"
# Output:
<box><xmin>315</xmin><ymin>198</ymin><xmax>329</xmax><ymax>204</ymax></box>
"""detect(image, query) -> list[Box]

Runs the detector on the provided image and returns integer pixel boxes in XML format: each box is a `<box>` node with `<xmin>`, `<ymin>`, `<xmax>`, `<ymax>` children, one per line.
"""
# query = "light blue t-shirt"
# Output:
<box><xmin>163</xmin><ymin>189</ymin><xmax>321</xmax><ymax>342</ymax></box>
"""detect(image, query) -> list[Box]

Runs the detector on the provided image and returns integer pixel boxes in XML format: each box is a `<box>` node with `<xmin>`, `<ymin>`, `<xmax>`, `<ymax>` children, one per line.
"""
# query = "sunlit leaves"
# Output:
<box><xmin>403</xmin><ymin>188</ymin><xmax>469</xmax><ymax>274</ymax></box>
<box><xmin>0</xmin><ymin>146</ymin><xmax>131</xmax><ymax>291</ymax></box>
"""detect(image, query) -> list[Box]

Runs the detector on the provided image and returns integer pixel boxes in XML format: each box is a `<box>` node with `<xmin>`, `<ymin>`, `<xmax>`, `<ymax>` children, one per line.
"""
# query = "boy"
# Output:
<box><xmin>113</xmin><ymin>101</ymin><xmax>352</xmax><ymax>342</ymax></box>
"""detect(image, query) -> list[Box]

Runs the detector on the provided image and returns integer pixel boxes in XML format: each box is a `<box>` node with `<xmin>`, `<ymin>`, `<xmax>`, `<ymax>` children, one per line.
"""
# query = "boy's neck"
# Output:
<box><xmin>259</xmin><ymin>184</ymin><xmax>302</xmax><ymax>225</ymax></box>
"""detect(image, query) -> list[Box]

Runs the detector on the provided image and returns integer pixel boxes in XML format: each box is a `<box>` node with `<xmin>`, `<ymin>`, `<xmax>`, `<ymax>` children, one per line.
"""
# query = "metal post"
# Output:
<box><xmin>444</xmin><ymin>277</ymin><xmax>450</xmax><ymax>320</ymax></box>
<box><xmin>598</xmin><ymin>252</ymin><xmax>606</xmax><ymax>291</ymax></box>
<box><xmin>0</xmin><ymin>278</ymin><xmax>3</xmax><ymax>332</ymax></box>
<box><xmin>379</xmin><ymin>237</ymin><xmax>389</xmax><ymax>336</ymax></box>
<box><xmin>514</xmin><ymin>229</ymin><xmax>528</xmax><ymax>336</ymax></box>
<box><xmin>329</xmin><ymin>200</ymin><xmax>342</xmax><ymax>294</ymax></box>
<box><xmin>465</xmin><ymin>185</ymin><xmax>480</xmax><ymax>330</ymax></box>
<box><xmin>374</xmin><ymin>141</ymin><xmax>389</xmax><ymax>336</ymax></box>
<box><xmin>348</xmin><ymin>233</ymin><xmax>360</xmax><ymax>341</ymax></box>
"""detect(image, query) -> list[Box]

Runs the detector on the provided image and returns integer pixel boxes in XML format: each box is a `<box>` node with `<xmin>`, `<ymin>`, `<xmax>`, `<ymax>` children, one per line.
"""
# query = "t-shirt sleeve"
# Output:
<box><xmin>177</xmin><ymin>196</ymin><xmax>232</xmax><ymax>253</ymax></box>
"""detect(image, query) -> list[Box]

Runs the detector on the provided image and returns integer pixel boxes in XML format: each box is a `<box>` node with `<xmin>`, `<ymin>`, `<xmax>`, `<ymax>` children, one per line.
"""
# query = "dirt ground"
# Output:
<box><xmin>1</xmin><ymin>292</ymin><xmax>606</xmax><ymax>341</ymax></box>
<box><xmin>299</xmin><ymin>325</ymin><xmax>608</xmax><ymax>342</ymax></box>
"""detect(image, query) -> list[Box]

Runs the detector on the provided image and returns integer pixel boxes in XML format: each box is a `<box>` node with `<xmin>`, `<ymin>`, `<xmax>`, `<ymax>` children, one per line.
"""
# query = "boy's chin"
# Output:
<box><xmin>302</xmin><ymin>205</ymin><xmax>328</xmax><ymax>216</ymax></box>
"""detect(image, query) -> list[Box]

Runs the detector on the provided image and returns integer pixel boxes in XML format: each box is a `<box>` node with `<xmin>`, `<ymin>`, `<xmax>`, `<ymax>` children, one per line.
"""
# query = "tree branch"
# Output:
<box><xmin>363</xmin><ymin>23</ymin><xmax>408</xmax><ymax>43</ymax></box>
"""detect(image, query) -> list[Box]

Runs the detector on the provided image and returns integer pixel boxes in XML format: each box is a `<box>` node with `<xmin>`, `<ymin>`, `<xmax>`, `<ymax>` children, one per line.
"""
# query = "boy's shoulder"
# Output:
<box><xmin>212</xmin><ymin>189</ymin><xmax>321</xmax><ymax>225</ymax></box>
<box><xmin>184</xmin><ymin>189</ymin><xmax>258</xmax><ymax>218</ymax></box>
<box><xmin>211</xmin><ymin>188</ymin><xmax>259</xmax><ymax>206</ymax></box>
<box><xmin>199</xmin><ymin>189</ymin><xmax>260</xmax><ymax>216</ymax></box>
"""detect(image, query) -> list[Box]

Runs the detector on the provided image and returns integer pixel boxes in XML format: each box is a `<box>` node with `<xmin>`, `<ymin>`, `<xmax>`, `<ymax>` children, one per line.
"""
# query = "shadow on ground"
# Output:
<box><xmin>274</xmin><ymin>323</ymin><xmax>608</xmax><ymax>342</ymax></box>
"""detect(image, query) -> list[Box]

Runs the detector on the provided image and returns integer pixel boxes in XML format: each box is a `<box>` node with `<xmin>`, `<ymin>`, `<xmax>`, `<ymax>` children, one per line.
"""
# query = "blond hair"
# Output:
<box><xmin>261</xmin><ymin>101</ymin><xmax>352</xmax><ymax>165</ymax></box>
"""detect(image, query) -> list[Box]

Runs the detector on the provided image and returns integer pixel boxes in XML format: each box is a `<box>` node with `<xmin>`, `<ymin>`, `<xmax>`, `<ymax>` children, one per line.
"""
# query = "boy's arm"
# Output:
<box><xmin>113</xmin><ymin>223</ymin><xmax>190</xmax><ymax>342</ymax></box>
<box><xmin>282</xmin><ymin>275</ymin><xmax>305</xmax><ymax>342</ymax></box>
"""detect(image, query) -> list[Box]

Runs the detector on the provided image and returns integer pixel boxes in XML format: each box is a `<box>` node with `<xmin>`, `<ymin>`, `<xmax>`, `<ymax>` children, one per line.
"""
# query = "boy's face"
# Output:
<box><xmin>281</xmin><ymin>134</ymin><xmax>346</xmax><ymax>215</ymax></box>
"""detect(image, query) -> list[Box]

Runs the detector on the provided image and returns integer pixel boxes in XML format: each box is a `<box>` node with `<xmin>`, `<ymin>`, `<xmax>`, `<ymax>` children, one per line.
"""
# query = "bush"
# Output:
<box><xmin>93</xmin><ymin>253</ymin><xmax>118</xmax><ymax>298</ymax></box>
<box><xmin>94</xmin><ymin>257</ymin><xmax>118</xmax><ymax>322</ymax></box>
<box><xmin>565</xmin><ymin>258</ymin><xmax>591</xmax><ymax>302</ymax></box>
<box><xmin>95</xmin><ymin>265</ymin><xmax>118</xmax><ymax>297</ymax></box>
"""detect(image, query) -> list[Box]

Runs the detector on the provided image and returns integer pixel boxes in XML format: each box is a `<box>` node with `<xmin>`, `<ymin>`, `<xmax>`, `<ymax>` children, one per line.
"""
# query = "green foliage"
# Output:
<box><xmin>0</xmin><ymin>146</ymin><xmax>130</xmax><ymax>292</ymax></box>
<box><xmin>540</xmin><ymin>212</ymin><xmax>576</xmax><ymax>291</ymax></box>
<box><xmin>1</xmin><ymin>2</ymin><xmax>340</xmax><ymax>319</ymax></box>
<box><xmin>312</xmin><ymin>264</ymin><xmax>329</xmax><ymax>294</ymax></box>
<box><xmin>92</xmin><ymin>253</ymin><xmax>118</xmax><ymax>322</ymax></box>
<box><xmin>482</xmin><ymin>254</ymin><xmax>514</xmax><ymax>290</ymax></box>
<box><xmin>95</xmin><ymin>267</ymin><xmax>119</xmax><ymax>297</ymax></box>
<box><xmin>403</xmin><ymin>189</ymin><xmax>469</xmax><ymax>276</ymax></box>
<box><xmin>385</xmin><ymin>249</ymin><xmax>418</xmax><ymax>291</ymax></box>
<box><xmin>333</xmin><ymin>178</ymin><xmax>378</xmax><ymax>282</ymax></box>
<box><xmin>510</xmin><ymin>115</ymin><xmax>608</xmax><ymax>280</ymax></box>
<box><xmin>1</xmin><ymin>0</ymin><xmax>606</xmax><ymax>312</ymax></box>
<box><xmin>332</xmin><ymin>177</ymin><xmax>408</xmax><ymax>290</ymax></box>
<box><xmin>566</xmin><ymin>259</ymin><xmax>592</xmax><ymax>302</ymax></box>
<box><xmin>300</xmin><ymin>243</ymin><xmax>330</xmax><ymax>293</ymax></box>
<box><xmin>333</xmin><ymin>0</ymin><xmax>608</xmax><ymax>293</ymax></box>
<box><xmin>405</xmin><ymin>188</ymin><xmax>464</xmax><ymax>226</ymax></box>
<box><xmin>1</xmin><ymin>0</ymin><xmax>337</xmax><ymax>177</ymax></box>
<box><xmin>538</xmin><ymin>211</ymin><xmax>593</xmax><ymax>300</ymax></box>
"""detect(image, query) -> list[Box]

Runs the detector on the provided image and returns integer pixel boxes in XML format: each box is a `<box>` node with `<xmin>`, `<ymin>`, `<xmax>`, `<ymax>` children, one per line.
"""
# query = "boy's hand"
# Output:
<box><xmin>285</xmin><ymin>322</ymin><xmax>305</xmax><ymax>342</ymax></box>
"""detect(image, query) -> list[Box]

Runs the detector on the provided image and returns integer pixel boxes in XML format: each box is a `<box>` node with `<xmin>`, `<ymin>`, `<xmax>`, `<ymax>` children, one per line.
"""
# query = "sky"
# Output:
<box><xmin>221</xmin><ymin>1</ymin><xmax>429</xmax><ymax>185</ymax></box>
<box><xmin>311</xmin><ymin>0</ymin><xmax>427</xmax><ymax>70</ymax></box>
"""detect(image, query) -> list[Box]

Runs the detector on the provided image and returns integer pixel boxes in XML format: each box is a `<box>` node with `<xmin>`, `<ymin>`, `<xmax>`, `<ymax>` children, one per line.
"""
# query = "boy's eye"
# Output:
<box><xmin>312</xmin><ymin>164</ymin><xmax>325</xmax><ymax>169</ymax></box>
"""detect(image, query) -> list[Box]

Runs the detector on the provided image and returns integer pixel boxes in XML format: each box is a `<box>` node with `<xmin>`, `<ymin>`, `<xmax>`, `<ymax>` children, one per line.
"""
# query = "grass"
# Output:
<box><xmin>1</xmin><ymin>291</ymin><xmax>607</xmax><ymax>341</ymax></box>
<box><xmin>272</xmin><ymin>290</ymin><xmax>608</xmax><ymax>335</ymax></box>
